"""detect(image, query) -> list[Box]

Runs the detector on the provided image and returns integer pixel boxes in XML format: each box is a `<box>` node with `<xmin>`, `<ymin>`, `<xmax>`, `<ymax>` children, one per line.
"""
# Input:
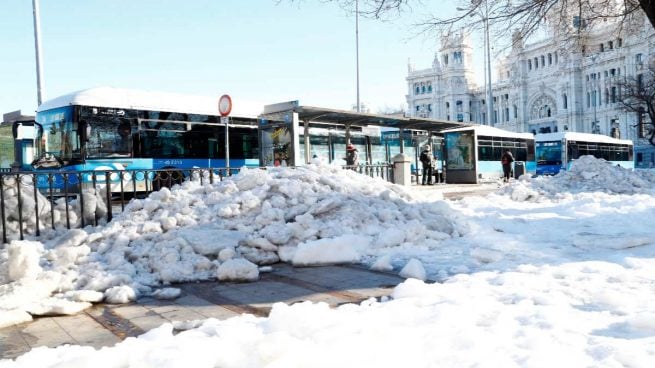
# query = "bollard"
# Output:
<box><xmin>392</xmin><ymin>153</ymin><xmax>412</xmax><ymax>186</ymax></box>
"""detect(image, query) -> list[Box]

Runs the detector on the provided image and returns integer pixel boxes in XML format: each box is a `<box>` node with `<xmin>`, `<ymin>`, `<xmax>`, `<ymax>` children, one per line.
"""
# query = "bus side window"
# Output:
<box><xmin>569</xmin><ymin>144</ymin><xmax>579</xmax><ymax>159</ymax></box>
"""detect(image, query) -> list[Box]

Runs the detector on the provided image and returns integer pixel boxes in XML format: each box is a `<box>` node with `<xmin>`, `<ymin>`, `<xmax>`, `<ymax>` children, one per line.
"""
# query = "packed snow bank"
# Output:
<box><xmin>0</xmin><ymin>163</ymin><xmax>464</xmax><ymax>327</ymax></box>
<box><xmin>3</xmin><ymin>258</ymin><xmax>654</xmax><ymax>368</ymax></box>
<box><xmin>502</xmin><ymin>155</ymin><xmax>655</xmax><ymax>201</ymax></box>
<box><xmin>0</xmin><ymin>175</ymin><xmax>108</xmax><ymax>242</ymax></box>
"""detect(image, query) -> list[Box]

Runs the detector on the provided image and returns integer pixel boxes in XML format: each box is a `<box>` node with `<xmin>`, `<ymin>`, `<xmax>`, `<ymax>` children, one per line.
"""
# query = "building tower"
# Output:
<box><xmin>437</xmin><ymin>32</ymin><xmax>478</xmax><ymax>122</ymax></box>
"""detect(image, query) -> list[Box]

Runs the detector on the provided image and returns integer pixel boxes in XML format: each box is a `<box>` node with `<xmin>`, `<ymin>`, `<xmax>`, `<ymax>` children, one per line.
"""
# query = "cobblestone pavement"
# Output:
<box><xmin>0</xmin><ymin>264</ymin><xmax>403</xmax><ymax>360</ymax></box>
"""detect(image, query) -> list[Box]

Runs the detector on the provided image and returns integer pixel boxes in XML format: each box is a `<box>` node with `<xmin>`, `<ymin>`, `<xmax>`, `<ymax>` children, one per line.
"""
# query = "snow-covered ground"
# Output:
<box><xmin>1</xmin><ymin>156</ymin><xmax>655</xmax><ymax>367</ymax></box>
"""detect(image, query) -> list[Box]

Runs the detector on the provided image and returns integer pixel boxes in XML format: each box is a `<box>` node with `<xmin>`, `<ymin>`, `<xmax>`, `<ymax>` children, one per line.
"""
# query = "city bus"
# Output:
<box><xmin>30</xmin><ymin>87</ymin><xmax>261</xmax><ymax>194</ymax></box>
<box><xmin>441</xmin><ymin>125</ymin><xmax>536</xmax><ymax>183</ymax></box>
<box><xmin>535</xmin><ymin>132</ymin><xmax>634</xmax><ymax>175</ymax></box>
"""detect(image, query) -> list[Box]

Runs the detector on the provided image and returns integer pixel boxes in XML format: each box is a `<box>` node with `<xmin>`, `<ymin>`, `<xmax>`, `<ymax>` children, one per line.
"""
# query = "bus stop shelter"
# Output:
<box><xmin>258</xmin><ymin>101</ymin><xmax>473</xmax><ymax>167</ymax></box>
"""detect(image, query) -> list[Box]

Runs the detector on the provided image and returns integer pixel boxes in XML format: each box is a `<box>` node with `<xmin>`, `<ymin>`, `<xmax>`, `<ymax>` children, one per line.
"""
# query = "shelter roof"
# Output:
<box><xmin>265</xmin><ymin>104</ymin><xmax>474</xmax><ymax>133</ymax></box>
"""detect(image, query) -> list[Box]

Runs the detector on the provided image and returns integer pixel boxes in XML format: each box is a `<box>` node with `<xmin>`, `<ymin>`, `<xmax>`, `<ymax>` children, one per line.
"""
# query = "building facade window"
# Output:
<box><xmin>548</xmin><ymin>53</ymin><xmax>552</xmax><ymax>65</ymax></box>
<box><xmin>587</xmin><ymin>92</ymin><xmax>591</xmax><ymax>108</ymax></box>
<box><xmin>528</xmin><ymin>60</ymin><xmax>532</xmax><ymax>70</ymax></box>
<box><xmin>563</xmin><ymin>94</ymin><xmax>568</xmax><ymax>109</ymax></box>
<box><xmin>611</xmin><ymin>87</ymin><xmax>617</xmax><ymax>103</ymax></box>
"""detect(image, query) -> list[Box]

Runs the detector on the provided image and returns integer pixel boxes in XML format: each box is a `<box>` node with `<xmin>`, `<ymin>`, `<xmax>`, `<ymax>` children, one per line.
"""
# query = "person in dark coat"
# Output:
<box><xmin>419</xmin><ymin>144</ymin><xmax>434</xmax><ymax>185</ymax></box>
<box><xmin>501</xmin><ymin>150</ymin><xmax>515</xmax><ymax>182</ymax></box>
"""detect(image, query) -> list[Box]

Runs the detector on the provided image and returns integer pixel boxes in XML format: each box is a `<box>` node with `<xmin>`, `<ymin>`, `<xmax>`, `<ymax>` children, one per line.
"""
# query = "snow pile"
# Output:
<box><xmin>503</xmin><ymin>156</ymin><xmax>655</xmax><ymax>201</ymax></box>
<box><xmin>0</xmin><ymin>163</ymin><xmax>464</xmax><ymax>328</ymax></box>
<box><xmin>0</xmin><ymin>176</ymin><xmax>108</xmax><ymax>241</ymax></box>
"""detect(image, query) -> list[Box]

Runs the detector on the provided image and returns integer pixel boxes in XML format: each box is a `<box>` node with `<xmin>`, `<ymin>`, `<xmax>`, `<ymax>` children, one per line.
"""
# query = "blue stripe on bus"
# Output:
<box><xmin>33</xmin><ymin>158</ymin><xmax>260</xmax><ymax>191</ymax></box>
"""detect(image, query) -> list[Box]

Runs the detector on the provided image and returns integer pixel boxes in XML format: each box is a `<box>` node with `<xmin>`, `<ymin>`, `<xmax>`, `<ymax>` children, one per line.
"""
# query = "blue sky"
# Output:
<box><xmin>1</xmin><ymin>0</ymin><xmax>473</xmax><ymax>117</ymax></box>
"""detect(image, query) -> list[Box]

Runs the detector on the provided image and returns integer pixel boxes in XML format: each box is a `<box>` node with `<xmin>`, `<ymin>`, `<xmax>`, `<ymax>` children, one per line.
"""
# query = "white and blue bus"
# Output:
<box><xmin>441</xmin><ymin>125</ymin><xmax>536</xmax><ymax>183</ymax></box>
<box><xmin>30</xmin><ymin>87</ymin><xmax>261</xmax><ymax>194</ymax></box>
<box><xmin>535</xmin><ymin>132</ymin><xmax>634</xmax><ymax>175</ymax></box>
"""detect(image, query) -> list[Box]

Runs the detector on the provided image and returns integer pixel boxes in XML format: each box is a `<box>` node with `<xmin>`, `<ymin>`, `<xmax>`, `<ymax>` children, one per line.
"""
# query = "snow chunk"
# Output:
<box><xmin>26</xmin><ymin>298</ymin><xmax>92</xmax><ymax>316</ymax></box>
<box><xmin>217</xmin><ymin>258</ymin><xmax>259</xmax><ymax>282</ymax></box>
<box><xmin>292</xmin><ymin>235</ymin><xmax>369</xmax><ymax>266</ymax></box>
<box><xmin>399</xmin><ymin>258</ymin><xmax>427</xmax><ymax>281</ymax></box>
<box><xmin>370</xmin><ymin>255</ymin><xmax>394</xmax><ymax>272</ymax></box>
<box><xmin>64</xmin><ymin>290</ymin><xmax>105</xmax><ymax>303</ymax></box>
<box><xmin>0</xmin><ymin>309</ymin><xmax>33</xmax><ymax>329</ymax></box>
<box><xmin>104</xmin><ymin>285</ymin><xmax>137</xmax><ymax>304</ymax></box>
<box><xmin>152</xmin><ymin>287</ymin><xmax>182</xmax><ymax>300</ymax></box>
<box><xmin>8</xmin><ymin>241</ymin><xmax>43</xmax><ymax>281</ymax></box>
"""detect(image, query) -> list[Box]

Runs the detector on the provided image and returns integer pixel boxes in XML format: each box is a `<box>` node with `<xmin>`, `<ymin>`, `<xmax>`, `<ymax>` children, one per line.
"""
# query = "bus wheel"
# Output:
<box><xmin>153</xmin><ymin>169</ymin><xmax>184</xmax><ymax>191</ymax></box>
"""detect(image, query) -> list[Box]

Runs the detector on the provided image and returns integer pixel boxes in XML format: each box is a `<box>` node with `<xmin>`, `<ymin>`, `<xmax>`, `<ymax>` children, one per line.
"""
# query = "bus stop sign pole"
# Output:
<box><xmin>219</xmin><ymin>94</ymin><xmax>232</xmax><ymax>173</ymax></box>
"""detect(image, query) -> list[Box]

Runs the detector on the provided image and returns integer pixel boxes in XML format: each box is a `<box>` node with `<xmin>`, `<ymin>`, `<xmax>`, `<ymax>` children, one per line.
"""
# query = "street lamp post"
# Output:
<box><xmin>458</xmin><ymin>0</ymin><xmax>493</xmax><ymax>126</ymax></box>
<box><xmin>32</xmin><ymin>0</ymin><xmax>45</xmax><ymax>106</ymax></box>
<box><xmin>483</xmin><ymin>0</ymin><xmax>493</xmax><ymax>126</ymax></box>
<box><xmin>355</xmin><ymin>0</ymin><xmax>360</xmax><ymax>113</ymax></box>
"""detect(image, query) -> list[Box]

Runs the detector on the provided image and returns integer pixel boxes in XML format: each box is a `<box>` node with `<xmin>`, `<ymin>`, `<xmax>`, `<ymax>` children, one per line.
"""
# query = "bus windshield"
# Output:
<box><xmin>85</xmin><ymin>115</ymin><xmax>134</xmax><ymax>158</ymax></box>
<box><xmin>34</xmin><ymin>107</ymin><xmax>81</xmax><ymax>168</ymax></box>
<box><xmin>536</xmin><ymin>141</ymin><xmax>562</xmax><ymax>165</ymax></box>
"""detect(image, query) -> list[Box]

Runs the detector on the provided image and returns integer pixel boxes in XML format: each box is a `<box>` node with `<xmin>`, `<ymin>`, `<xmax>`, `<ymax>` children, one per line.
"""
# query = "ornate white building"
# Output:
<box><xmin>406</xmin><ymin>15</ymin><xmax>655</xmax><ymax>167</ymax></box>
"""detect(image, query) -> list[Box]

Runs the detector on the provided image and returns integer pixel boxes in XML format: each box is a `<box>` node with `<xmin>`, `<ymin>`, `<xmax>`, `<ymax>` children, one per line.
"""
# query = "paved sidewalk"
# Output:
<box><xmin>411</xmin><ymin>182</ymin><xmax>501</xmax><ymax>199</ymax></box>
<box><xmin>0</xmin><ymin>264</ymin><xmax>403</xmax><ymax>360</ymax></box>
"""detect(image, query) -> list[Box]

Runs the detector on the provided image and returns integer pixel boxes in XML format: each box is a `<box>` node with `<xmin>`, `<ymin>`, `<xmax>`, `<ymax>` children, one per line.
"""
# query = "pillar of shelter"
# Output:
<box><xmin>304</xmin><ymin>120</ymin><xmax>310</xmax><ymax>164</ymax></box>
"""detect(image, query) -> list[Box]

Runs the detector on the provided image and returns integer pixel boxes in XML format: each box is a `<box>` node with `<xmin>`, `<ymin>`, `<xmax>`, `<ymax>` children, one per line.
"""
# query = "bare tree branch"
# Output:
<box><xmin>616</xmin><ymin>64</ymin><xmax>655</xmax><ymax>146</ymax></box>
<box><xmin>281</xmin><ymin>0</ymin><xmax>655</xmax><ymax>51</ymax></box>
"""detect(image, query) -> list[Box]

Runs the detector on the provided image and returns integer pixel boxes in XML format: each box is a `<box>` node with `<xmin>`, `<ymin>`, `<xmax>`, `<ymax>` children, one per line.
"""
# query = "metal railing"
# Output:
<box><xmin>342</xmin><ymin>164</ymin><xmax>394</xmax><ymax>183</ymax></box>
<box><xmin>0</xmin><ymin>164</ymin><xmax>393</xmax><ymax>244</ymax></box>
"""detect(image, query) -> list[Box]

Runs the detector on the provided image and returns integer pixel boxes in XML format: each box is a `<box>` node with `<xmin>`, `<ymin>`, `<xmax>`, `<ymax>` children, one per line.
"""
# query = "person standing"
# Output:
<box><xmin>345</xmin><ymin>143</ymin><xmax>359</xmax><ymax>166</ymax></box>
<box><xmin>419</xmin><ymin>144</ymin><xmax>434</xmax><ymax>185</ymax></box>
<box><xmin>501</xmin><ymin>150</ymin><xmax>515</xmax><ymax>182</ymax></box>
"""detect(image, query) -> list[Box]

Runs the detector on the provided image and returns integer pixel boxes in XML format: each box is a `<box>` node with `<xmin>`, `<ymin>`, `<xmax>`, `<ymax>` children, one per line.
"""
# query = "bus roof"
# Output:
<box><xmin>441</xmin><ymin>124</ymin><xmax>534</xmax><ymax>140</ymax></box>
<box><xmin>535</xmin><ymin>132</ymin><xmax>633</xmax><ymax>145</ymax></box>
<box><xmin>37</xmin><ymin>87</ymin><xmax>263</xmax><ymax>118</ymax></box>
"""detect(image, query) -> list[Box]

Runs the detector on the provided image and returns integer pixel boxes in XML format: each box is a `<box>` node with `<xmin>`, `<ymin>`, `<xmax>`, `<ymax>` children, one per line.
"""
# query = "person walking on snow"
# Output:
<box><xmin>501</xmin><ymin>150</ymin><xmax>515</xmax><ymax>182</ymax></box>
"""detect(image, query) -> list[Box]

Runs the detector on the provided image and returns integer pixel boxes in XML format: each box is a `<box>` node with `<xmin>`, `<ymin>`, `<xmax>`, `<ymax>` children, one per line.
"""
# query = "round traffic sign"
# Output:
<box><xmin>218</xmin><ymin>94</ymin><xmax>232</xmax><ymax>116</ymax></box>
